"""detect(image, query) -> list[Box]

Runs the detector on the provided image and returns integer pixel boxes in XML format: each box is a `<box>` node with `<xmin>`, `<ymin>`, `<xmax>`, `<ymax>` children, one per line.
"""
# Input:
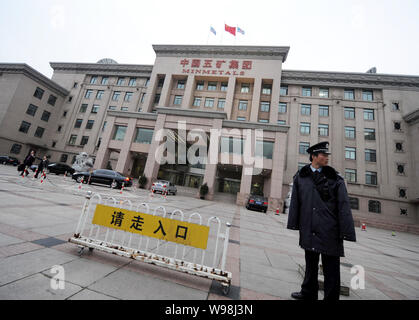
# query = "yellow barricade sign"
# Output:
<box><xmin>92</xmin><ymin>204</ymin><xmax>210</xmax><ymax>250</ymax></box>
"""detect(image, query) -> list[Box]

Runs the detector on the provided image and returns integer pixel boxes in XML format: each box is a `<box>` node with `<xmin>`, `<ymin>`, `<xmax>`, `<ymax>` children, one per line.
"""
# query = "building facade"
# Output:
<box><xmin>1</xmin><ymin>44</ymin><xmax>419</xmax><ymax>231</ymax></box>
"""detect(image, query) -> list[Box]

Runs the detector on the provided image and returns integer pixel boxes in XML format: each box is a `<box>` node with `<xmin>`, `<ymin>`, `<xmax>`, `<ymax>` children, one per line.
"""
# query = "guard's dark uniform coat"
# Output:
<box><xmin>287</xmin><ymin>165</ymin><xmax>356</xmax><ymax>257</ymax></box>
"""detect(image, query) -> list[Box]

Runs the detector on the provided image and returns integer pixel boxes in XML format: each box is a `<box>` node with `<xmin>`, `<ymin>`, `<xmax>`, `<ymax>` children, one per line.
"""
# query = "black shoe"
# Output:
<box><xmin>291</xmin><ymin>292</ymin><xmax>317</xmax><ymax>300</ymax></box>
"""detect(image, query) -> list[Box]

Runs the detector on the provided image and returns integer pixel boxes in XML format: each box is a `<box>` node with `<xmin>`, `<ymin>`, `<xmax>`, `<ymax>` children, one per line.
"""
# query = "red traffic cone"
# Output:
<box><xmin>361</xmin><ymin>223</ymin><xmax>366</xmax><ymax>231</ymax></box>
<box><xmin>275</xmin><ymin>208</ymin><xmax>280</xmax><ymax>215</ymax></box>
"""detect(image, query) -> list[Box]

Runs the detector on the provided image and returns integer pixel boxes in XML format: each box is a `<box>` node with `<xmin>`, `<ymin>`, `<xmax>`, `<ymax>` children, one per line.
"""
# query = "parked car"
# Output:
<box><xmin>151</xmin><ymin>180</ymin><xmax>177</xmax><ymax>195</ymax></box>
<box><xmin>30</xmin><ymin>164</ymin><xmax>38</xmax><ymax>172</ymax></box>
<box><xmin>47</xmin><ymin>163</ymin><xmax>75</xmax><ymax>175</ymax></box>
<box><xmin>72</xmin><ymin>169</ymin><xmax>132</xmax><ymax>189</ymax></box>
<box><xmin>245</xmin><ymin>194</ymin><xmax>268</xmax><ymax>213</ymax></box>
<box><xmin>0</xmin><ymin>155</ymin><xmax>20</xmax><ymax>166</ymax></box>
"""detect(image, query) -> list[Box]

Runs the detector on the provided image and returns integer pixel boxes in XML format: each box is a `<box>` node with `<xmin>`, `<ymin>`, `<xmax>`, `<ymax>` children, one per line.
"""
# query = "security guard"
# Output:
<box><xmin>287</xmin><ymin>141</ymin><xmax>356</xmax><ymax>300</ymax></box>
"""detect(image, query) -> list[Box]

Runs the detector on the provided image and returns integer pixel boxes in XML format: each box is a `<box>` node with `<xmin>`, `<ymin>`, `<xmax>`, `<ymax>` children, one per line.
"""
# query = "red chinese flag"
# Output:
<box><xmin>225</xmin><ymin>24</ymin><xmax>236</xmax><ymax>36</ymax></box>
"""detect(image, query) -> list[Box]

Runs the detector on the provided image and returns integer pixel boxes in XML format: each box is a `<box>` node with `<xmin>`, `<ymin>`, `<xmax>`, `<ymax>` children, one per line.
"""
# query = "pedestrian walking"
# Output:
<box><xmin>19</xmin><ymin>150</ymin><xmax>36</xmax><ymax>177</ymax></box>
<box><xmin>34</xmin><ymin>155</ymin><xmax>49</xmax><ymax>178</ymax></box>
<box><xmin>287</xmin><ymin>141</ymin><xmax>356</xmax><ymax>300</ymax></box>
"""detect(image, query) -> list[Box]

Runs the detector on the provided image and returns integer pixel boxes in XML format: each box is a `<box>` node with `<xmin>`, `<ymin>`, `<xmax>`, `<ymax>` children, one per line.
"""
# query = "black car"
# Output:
<box><xmin>47</xmin><ymin>163</ymin><xmax>75</xmax><ymax>175</ymax></box>
<box><xmin>0</xmin><ymin>155</ymin><xmax>20</xmax><ymax>166</ymax></box>
<box><xmin>72</xmin><ymin>169</ymin><xmax>132</xmax><ymax>189</ymax></box>
<box><xmin>245</xmin><ymin>194</ymin><xmax>268</xmax><ymax>213</ymax></box>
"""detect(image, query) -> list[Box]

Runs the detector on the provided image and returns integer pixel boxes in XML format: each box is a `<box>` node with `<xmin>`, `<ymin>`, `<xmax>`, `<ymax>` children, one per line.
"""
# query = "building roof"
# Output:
<box><xmin>50</xmin><ymin>62</ymin><xmax>153</xmax><ymax>77</ymax></box>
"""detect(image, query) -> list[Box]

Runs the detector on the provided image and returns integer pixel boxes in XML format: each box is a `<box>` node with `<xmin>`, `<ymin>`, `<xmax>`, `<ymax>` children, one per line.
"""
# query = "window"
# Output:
<box><xmin>208</xmin><ymin>82</ymin><xmax>217</xmax><ymax>91</ymax></box>
<box><xmin>319</xmin><ymin>88</ymin><xmax>329</xmax><ymax>98</ymax></box>
<box><xmin>121</xmin><ymin>107</ymin><xmax>128</xmax><ymax>111</ymax></box>
<box><xmin>392</xmin><ymin>102</ymin><xmax>400</xmax><ymax>111</ymax></box>
<box><xmin>237</xmin><ymin>117</ymin><xmax>246</xmax><ymax>121</ymax></box>
<box><xmin>154</xmin><ymin>94</ymin><xmax>160</xmax><ymax>104</ymax></box>
<box><xmin>124</xmin><ymin>92</ymin><xmax>133</xmax><ymax>102</ymax></box>
<box><xmin>173</xmin><ymin>95</ymin><xmax>183</xmax><ymax>105</ymax></box>
<box><xmin>91</xmin><ymin>105</ymin><xmax>100</xmax><ymax>113</ymax></box>
<box><xmin>96</xmin><ymin>138</ymin><xmax>102</xmax><ymax>149</ymax></box>
<box><xmin>362</xmin><ymin>90</ymin><xmax>373</xmax><ymax>101</ymax></box>
<box><xmin>318</xmin><ymin>124</ymin><xmax>329</xmax><ymax>136</ymax></box>
<box><xmin>80</xmin><ymin>104</ymin><xmax>88</xmax><ymax>113</ymax></box>
<box><xmin>301</xmin><ymin>104</ymin><xmax>311</xmax><ymax>116</ymax></box>
<box><xmin>397</xmin><ymin>164</ymin><xmax>405</xmax><ymax>175</ymax></box>
<box><xmin>221</xmin><ymin>82</ymin><xmax>228</xmax><ymax>91</ymax></box>
<box><xmin>157</xmin><ymin>78</ymin><xmax>164</xmax><ymax>88</ymax></box>
<box><xmin>258</xmin><ymin>119</ymin><xmax>269</xmax><ymax>123</ymax></box>
<box><xmin>280</xmin><ymin>86</ymin><xmax>288</xmax><ymax>96</ymax></box>
<box><xmin>129</xmin><ymin>78</ymin><xmax>137</xmax><ymax>86</ymax></box>
<box><xmin>300</xmin><ymin>122</ymin><xmax>310</xmax><ymax>135</ymax></box>
<box><xmin>399</xmin><ymin>188</ymin><xmax>407</xmax><ymax>199</ymax></box>
<box><xmin>260</xmin><ymin>102</ymin><xmax>270</xmax><ymax>112</ymax></box>
<box><xmin>62</xmin><ymin>111</ymin><xmax>67</xmax><ymax>117</ymax></box>
<box><xmin>255</xmin><ymin>140</ymin><xmax>274</xmax><ymax>159</ymax></box>
<box><xmin>217</xmin><ymin>99</ymin><xmax>226</xmax><ymax>109</ymax></box>
<box><xmin>90</xmin><ymin>76</ymin><xmax>98</xmax><ymax>84</ymax></box>
<box><xmin>299</xmin><ymin>142</ymin><xmax>310</xmax><ymax>155</ymax></box>
<box><xmin>368</xmin><ymin>200</ymin><xmax>381</xmax><ymax>213</ymax></box>
<box><xmin>34</xmin><ymin>127</ymin><xmax>44</xmax><ymax>138</ymax></box>
<box><xmin>102</xmin><ymin>121</ymin><xmax>107</xmax><ymax>132</ymax></box>
<box><xmin>302</xmin><ymin>87</ymin><xmax>312</xmax><ymax>97</ymax></box>
<box><xmin>204</xmin><ymin>98</ymin><xmax>214</xmax><ymax>108</ymax></box>
<box><xmin>33</xmin><ymin>87</ymin><xmax>44</xmax><ymax>99</ymax></box>
<box><xmin>140</xmin><ymin>93</ymin><xmax>146</xmax><ymax>103</ymax></box>
<box><xmin>345</xmin><ymin>147</ymin><xmax>356</xmax><ymax>160</ymax></box>
<box><xmin>277</xmin><ymin>120</ymin><xmax>286</xmax><ymax>125</ymax></box>
<box><xmin>117</xmin><ymin>77</ymin><xmax>125</xmax><ymax>86</ymax></box>
<box><xmin>101</xmin><ymin>77</ymin><xmax>109</xmax><ymax>85</ymax></box>
<box><xmin>394</xmin><ymin>122</ymin><xmax>402</xmax><ymax>131</ymax></box>
<box><xmin>145</xmin><ymin>78</ymin><xmax>150</xmax><ymax>87</ymax></box>
<box><xmin>19</xmin><ymin>121</ymin><xmax>31</xmax><ymax>133</ymax></box>
<box><xmin>112</xmin><ymin>91</ymin><xmax>121</xmax><ymax>101</ymax></box>
<box><xmin>113</xmin><ymin>125</ymin><xmax>127</xmax><ymax>141</ymax></box>
<box><xmin>192</xmin><ymin>97</ymin><xmax>201</xmax><ymax>107</ymax></box>
<box><xmin>96</xmin><ymin>90</ymin><xmax>104</xmax><ymax>100</ymax></box>
<box><xmin>41</xmin><ymin>111</ymin><xmax>51</xmax><ymax>122</ymax></box>
<box><xmin>395</xmin><ymin>142</ymin><xmax>403</xmax><ymax>152</ymax></box>
<box><xmin>26</xmin><ymin>104</ymin><xmax>38</xmax><ymax>116</ymax></box>
<box><xmin>69</xmin><ymin>135</ymin><xmax>77</xmax><ymax>145</ymax></box>
<box><xmin>366</xmin><ymin>171</ymin><xmax>377</xmax><ymax>185</ymax></box>
<box><xmin>400</xmin><ymin>208</ymin><xmax>408</xmax><ymax>216</ymax></box>
<box><xmin>319</xmin><ymin>105</ymin><xmax>329</xmax><ymax>117</ymax></box>
<box><xmin>345</xmin><ymin>169</ymin><xmax>357</xmax><ymax>183</ymax></box>
<box><xmin>10</xmin><ymin>144</ymin><xmax>22</xmax><ymax>154</ymax></box>
<box><xmin>68</xmin><ymin>96</ymin><xmax>73</xmax><ymax>103</ymax></box>
<box><xmin>262</xmin><ymin>84</ymin><xmax>272</xmax><ymax>95</ymax></box>
<box><xmin>220</xmin><ymin>137</ymin><xmax>244</xmax><ymax>154</ymax></box>
<box><xmin>60</xmin><ymin>154</ymin><xmax>68</xmax><ymax>163</ymax></box>
<box><xmin>344</xmin><ymin>107</ymin><xmax>355</xmax><ymax>119</ymax></box>
<box><xmin>73</xmin><ymin>82</ymin><xmax>78</xmax><ymax>88</ymax></box>
<box><xmin>177</xmin><ymin>80</ymin><xmax>186</xmax><ymax>89</ymax></box>
<box><xmin>345</xmin><ymin>127</ymin><xmax>355</xmax><ymax>139</ymax></box>
<box><xmin>134</xmin><ymin>128</ymin><xmax>154</xmax><ymax>144</ymax></box>
<box><xmin>80</xmin><ymin>136</ymin><xmax>89</xmax><ymax>146</ymax></box>
<box><xmin>85</xmin><ymin>90</ymin><xmax>93</xmax><ymax>99</ymax></box>
<box><xmin>365</xmin><ymin>149</ymin><xmax>376</xmax><ymax>162</ymax></box>
<box><xmin>349</xmin><ymin>197</ymin><xmax>359</xmax><ymax>210</ymax></box>
<box><xmin>238</xmin><ymin>100</ymin><xmax>248</xmax><ymax>111</ymax></box>
<box><xmin>278</xmin><ymin>102</ymin><xmax>287</xmax><ymax>113</ymax></box>
<box><xmin>57</xmin><ymin>125</ymin><xmax>62</xmax><ymax>132</ymax></box>
<box><xmin>108</xmin><ymin>106</ymin><xmax>116</xmax><ymax>111</ymax></box>
<box><xmin>364</xmin><ymin>109</ymin><xmax>374</xmax><ymax>121</ymax></box>
<box><xmin>196</xmin><ymin>82</ymin><xmax>204</xmax><ymax>90</ymax></box>
<box><xmin>344</xmin><ymin>89</ymin><xmax>355</xmax><ymax>100</ymax></box>
<box><xmin>364</xmin><ymin>128</ymin><xmax>376</xmax><ymax>140</ymax></box>
<box><xmin>86</xmin><ymin>120</ymin><xmax>94</xmax><ymax>129</ymax></box>
<box><xmin>74</xmin><ymin>119</ymin><xmax>83</xmax><ymax>128</ymax></box>
<box><xmin>241</xmin><ymin>83</ymin><xmax>250</xmax><ymax>93</ymax></box>
<box><xmin>52</xmin><ymin>141</ymin><xmax>57</xmax><ymax>148</ymax></box>
<box><xmin>47</xmin><ymin>95</ymin><xmax>57</xmax><ymax>106</ymax></box>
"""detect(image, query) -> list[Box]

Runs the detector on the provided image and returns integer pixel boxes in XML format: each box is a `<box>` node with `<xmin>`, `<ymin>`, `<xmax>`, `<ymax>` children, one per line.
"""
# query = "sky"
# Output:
<box><xmin>1</xmin><ymin>0</ymin><xmax>419</xmax><ymax>78</ymax></box>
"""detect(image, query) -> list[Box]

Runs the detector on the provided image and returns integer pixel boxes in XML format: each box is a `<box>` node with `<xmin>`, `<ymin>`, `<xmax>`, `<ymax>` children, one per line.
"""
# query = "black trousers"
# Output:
<box><xmin>301</xmin><ymin>250</ymin><xmax>341</xmax><ymax>300</ymax></box>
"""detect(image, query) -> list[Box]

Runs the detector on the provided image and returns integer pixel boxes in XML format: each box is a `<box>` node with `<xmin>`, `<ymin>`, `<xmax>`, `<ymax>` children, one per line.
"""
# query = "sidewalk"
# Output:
<box><xmin>0</xmin><ymin>165</ymin><xmax>418</xmax><ymax>300</ymax></box>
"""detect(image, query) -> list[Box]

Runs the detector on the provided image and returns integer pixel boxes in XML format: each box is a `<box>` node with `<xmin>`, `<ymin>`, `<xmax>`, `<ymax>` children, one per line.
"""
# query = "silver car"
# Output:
<box><xmin>151</xmin><ymin>180</ymin><xmax>177</xmax><ymax>195</ymax></box>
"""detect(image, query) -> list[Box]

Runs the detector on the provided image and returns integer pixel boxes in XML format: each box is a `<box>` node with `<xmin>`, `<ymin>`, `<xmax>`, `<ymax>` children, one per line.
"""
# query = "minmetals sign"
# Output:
<box><xmin>180</xmin><ymin>58</ymin><xmax>253</xmax><ymax>76</ymax></box>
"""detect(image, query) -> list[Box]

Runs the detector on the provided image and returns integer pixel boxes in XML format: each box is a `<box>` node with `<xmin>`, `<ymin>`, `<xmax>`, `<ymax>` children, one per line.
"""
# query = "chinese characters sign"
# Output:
<box><xmin>92</xmin><ymin>204</ymin><xmax>210</xmax><ymax>249</ymax></box>
<box><xmin>180</xmin><ymin>58</ymin><xmax>253</xmax><ymax>76</ymax></box>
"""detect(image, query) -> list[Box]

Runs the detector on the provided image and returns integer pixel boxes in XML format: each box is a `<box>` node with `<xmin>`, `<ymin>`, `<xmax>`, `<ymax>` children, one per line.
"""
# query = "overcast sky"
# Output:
<box><xmin>1</xmin><ymin>0</ymin><xmax>419</xmax><ymax>78</ymax></box>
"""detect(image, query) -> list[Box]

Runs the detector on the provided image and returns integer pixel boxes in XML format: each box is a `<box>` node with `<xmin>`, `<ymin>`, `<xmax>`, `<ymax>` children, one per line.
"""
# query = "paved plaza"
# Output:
<box><xmin>0</xmin><ymin>164</ymin><xmax>418</xmax><ymax>300</ymax></box>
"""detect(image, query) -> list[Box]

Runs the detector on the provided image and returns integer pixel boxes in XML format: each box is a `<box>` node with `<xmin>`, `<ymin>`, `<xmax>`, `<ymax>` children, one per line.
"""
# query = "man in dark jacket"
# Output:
<box><xmin>287</xmin><ymin>141</ymin><xmax>356</xmax><ymax>300</ymax></box>
<box><xmin>19</xmin><ymin>150</ymin><xmax>36</xmax><ymax>177</ymax></box>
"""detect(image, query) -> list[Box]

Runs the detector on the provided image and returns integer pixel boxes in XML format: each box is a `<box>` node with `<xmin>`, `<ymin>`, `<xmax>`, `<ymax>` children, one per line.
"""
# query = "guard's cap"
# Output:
<box><xmin>306</xmin><ymin>141</ymin><xmax>331</xmax><ymax>155</ymax></box>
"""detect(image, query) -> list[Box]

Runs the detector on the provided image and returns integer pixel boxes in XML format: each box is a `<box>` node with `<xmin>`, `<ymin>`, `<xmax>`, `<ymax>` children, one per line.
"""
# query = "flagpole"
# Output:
<box><xmin>235</xmin><ymin>25</ymin><xmax>237</xmax><ymax>45</ymax></box>
<box><xmin>206</xmin><ymin>28</ymin><xmax>210</xmax><ymax>45</ymax></box>
<box><xmin>221</xmin><ymin>22</ymin><xmax>224</xmax><ymax>45</ymax></box>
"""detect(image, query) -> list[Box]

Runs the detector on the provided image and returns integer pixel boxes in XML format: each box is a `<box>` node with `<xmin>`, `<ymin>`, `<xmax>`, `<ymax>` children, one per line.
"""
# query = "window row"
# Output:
<box><xmin>89</xmin><ymin>75</ymin><xmax>147</xmax><ymax>87</ymax></box>
<box><xmin>74</xmin><ymin>119</ymin><xmax>95</xmax><ymax>129</ymax></box>
<box><xmin>279</xmin><ymin>86</ymin><xmax>374</xmax><ymax>101</ymax></box>
<box><xmin>33</xmin><ymin>87</ymin><xmax>57</xmax><ymax>106</ymax></box>
<box><xmin>192</xmin><ymin>97</ymin><xmax>226</xmax><ymax>109</ymax></box>
<box><xmin>84</xmin><ymin>90</ymin><xmax>134</xmax><ymax>102</ymax></box>
<box><xmin>112</xmin><ymin>126</ymin><xmax>154</xmax><ymax>144</ymax></box>
<box><xmin>348</xmin><ymin>198</ymin><xmax>408</xmax><ymax>216</ymax></box>
<box><xmin>68</xmin><ymin>134</ymin><xmax>90</xmax><ymax>146</ymax></box>
<box><xmin>18</xmin><ymin>121</ymin><xmax>45</xmax><ymax>138</ymax></box>
<box><xmin>25</xmin><ymin>104</ymin><xmax>51</xmax><ymax>122</ymax></box>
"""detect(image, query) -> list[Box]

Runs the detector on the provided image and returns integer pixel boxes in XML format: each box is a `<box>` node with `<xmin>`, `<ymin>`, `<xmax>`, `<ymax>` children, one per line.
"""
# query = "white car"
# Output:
<box><xmin>151</xmin><ymin>180</ymin><xmax>177</xmax><ymax>195</ymax></box>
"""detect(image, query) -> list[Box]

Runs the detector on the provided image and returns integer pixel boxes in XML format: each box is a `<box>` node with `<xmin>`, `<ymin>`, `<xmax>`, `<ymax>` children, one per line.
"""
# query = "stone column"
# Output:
<box><xmin>224</xmin><ymin>76</ymin><xmax>236</xmax><ymax>119</ymax></box>
<box><xmin>158</xmin><ymin>74</ymin><xmax>173</xmax><ymax>108</ymax></box>
<box><xmin>182</xmin><ymin>74</ymin><xmax>195</xmax><ymax>109</ymax></box>
<box><xmin>115</xmin><ymin>118</ymin><xmax>137</xmax><ymax>175</ymax></box>
<box><xmin>94</xmin><ymin>116</ymin><xmax>115</xmax><ymax>169</ymax></box>
<box><xmin>142</xmin><ymin>73</ymin><xmax>158</xmax><ymax>113</ymax></box>
<box><xmin>269</xmin><ymin>132</ymin><xmax>287</xmax><ymax>212</ymax></box>
<box><xmin>269</xmin><ymin>77</ymin><xmax>281</xmax><ymax>124</ymax></box>
<box><xmin>236</xmin><ymin>133</ymin><xmax>254</xmax><ymax>206</ymax></box>
<box><xmin>143</xmin><ymin>113</ymin><xmax>166</xmax><ymax>189</ymax></box>
<box><xmin>250</xmin><ymin>78</ymin><xmax>262</xmax><ymax>122</ymax></box>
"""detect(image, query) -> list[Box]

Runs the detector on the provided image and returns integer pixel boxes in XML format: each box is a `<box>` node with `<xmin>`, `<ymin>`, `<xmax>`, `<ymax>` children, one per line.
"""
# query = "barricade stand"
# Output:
<box><xmin>120</xmin><ymin>182</ymin><xmax>125</xmax><ymax>195</ymax></box>
<box><xmin>78</xmin><ymin>177</ymin><xmax>84</xmax><ymax>191</ymax></box>
<box><xmin>40</xmin><ymin>170</ymin><xmax>46</xmax><ymax>184</ymax></box>
<box><xmin>69</xmin><ymin>191</ymin><xmax>232</xmax><ymax>295</ymax></box>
